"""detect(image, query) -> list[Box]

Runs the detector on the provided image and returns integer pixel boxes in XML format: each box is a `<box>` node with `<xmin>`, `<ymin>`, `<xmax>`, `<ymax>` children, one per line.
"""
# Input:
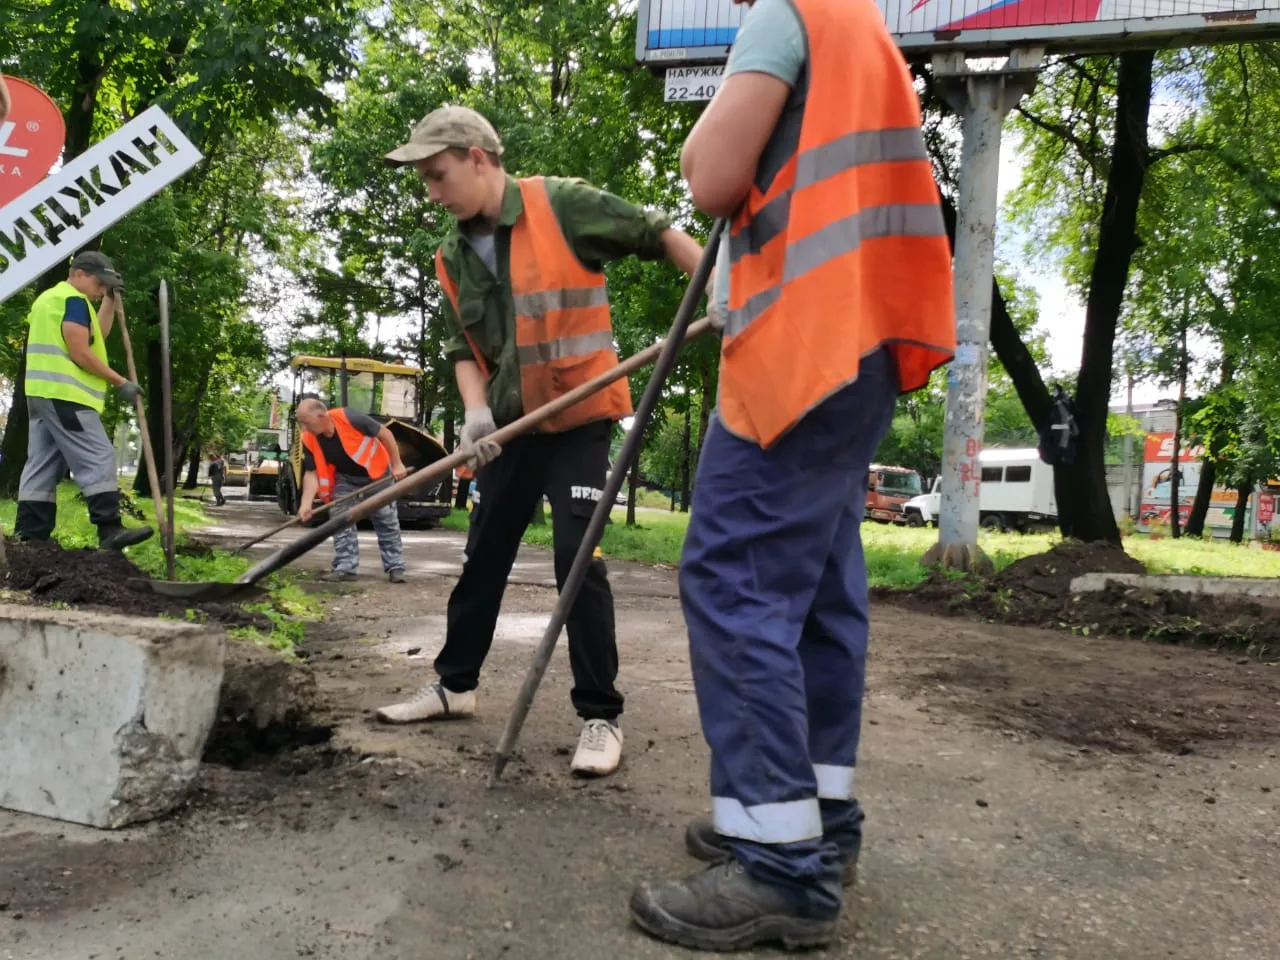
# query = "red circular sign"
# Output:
<box><xmin>0</xmin><ymin>76</ymin><xmax>66</xmax><ymax>208</ymax></box>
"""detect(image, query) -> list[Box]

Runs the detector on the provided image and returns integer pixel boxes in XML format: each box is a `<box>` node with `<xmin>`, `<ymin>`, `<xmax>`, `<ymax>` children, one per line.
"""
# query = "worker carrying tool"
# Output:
<box><xmin>15</xmin><ymin>251</ymin><xmax>153</xmax><ymax>550</ymax></box>
<box><xmin>295</xmin><ymin>397</ymin><xmax>410</xmax><ymax>583</ymax></box>
<box><xmin>376</xmin><ymin>105</ymin><xmax>705</xmax><ymax>778</ymax></box>
<box><xmin>628</xmin><ymin>0</ymin><xmax>956</xmax><ymax>950</ymax></box>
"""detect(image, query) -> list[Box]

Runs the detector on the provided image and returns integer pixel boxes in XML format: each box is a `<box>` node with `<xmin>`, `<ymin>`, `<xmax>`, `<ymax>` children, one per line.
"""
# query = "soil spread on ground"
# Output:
<box><xmin>873</xmin><ymin>539</ymin><xmax>1280</xmax><ymax>657</ymax></box>
<box><xmin>3</xmin><ymin>539</ymin><xmax>265</xmax><ymax>628</ymax></box>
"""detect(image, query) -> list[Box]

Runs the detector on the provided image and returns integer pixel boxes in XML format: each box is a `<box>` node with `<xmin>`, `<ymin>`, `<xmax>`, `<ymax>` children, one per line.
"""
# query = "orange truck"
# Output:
<box><xmin>865</xmin><ymin>463</ymin><xmax>923</xmax><ymax>524</ymax></box>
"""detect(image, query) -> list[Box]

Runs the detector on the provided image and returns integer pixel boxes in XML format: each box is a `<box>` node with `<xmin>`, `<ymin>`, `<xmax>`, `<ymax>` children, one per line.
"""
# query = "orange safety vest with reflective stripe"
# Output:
<box><xmin>435</xmin><ymin>176</ymin><xmax>634</xmax><ymax>444</ymax></box>
<box><xmin>720</xmin><ymin>0</ymin><xmax>956</xmax><ymax>450</ymax></box>
<box><xmin>301</xmin><ymin>408</ymin><xmax>390</xmax><ymax>502</ymax></box>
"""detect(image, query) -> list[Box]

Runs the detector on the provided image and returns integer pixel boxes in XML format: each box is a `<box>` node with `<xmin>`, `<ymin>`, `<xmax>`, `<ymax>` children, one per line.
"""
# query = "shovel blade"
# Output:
<box><xmin>143</xmin><ymin>579</ymin><xmax>267</xmax><ymax>603</ymax></box>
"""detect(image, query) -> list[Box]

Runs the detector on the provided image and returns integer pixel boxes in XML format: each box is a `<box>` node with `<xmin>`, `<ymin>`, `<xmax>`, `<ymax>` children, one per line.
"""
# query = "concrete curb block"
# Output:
<box><xmin>0</xmin><ymin>606</ymin><xmax>225</xmax><ymax>829</ymax></box>
<box><xmin>1069</xmin><ymin>572</ymin><xmax>1280</xmax><ymax>599</ymax></box>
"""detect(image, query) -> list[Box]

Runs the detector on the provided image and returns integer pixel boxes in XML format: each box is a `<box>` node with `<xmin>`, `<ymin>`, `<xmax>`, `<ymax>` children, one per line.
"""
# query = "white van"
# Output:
<box><xmin>903</xmin><ymin>447</ymin><xmax>1057</xmax><ymax>533</ymax></box>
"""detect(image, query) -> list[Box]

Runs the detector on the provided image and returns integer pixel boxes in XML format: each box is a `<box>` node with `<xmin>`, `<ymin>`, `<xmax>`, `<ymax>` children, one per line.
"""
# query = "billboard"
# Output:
<box><xmin>1137</xmin><ymin>433</ymin><xmax>1248</xmax><ymax>537</ymax></box>
<box><xmin>636</xmin><ymin>0</ymin><xmax>1280</xmax><ymax>63</ymax></box>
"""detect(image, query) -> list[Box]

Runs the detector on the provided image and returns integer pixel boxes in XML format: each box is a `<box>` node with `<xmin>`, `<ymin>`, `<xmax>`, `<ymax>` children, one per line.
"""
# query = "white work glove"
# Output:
<box><xmin>705</xmin><ymin>268</ymin><xmax>726</xmax><ymax>333</ymax></box>
<box><xmin>706</xmin><ymin>299</ymin><xmax>726</xmax><ymax>333</ymax></box>
<box><xmin>460</xmin><ymin>406</ymin><xmax>502</xmax><ymax>470</ymax></box>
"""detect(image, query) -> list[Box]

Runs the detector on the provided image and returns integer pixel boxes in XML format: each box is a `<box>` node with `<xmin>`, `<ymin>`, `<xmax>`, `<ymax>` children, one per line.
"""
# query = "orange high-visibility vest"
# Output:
<box><xmin>302</xmin><ymin>408</ymin><xmax>390</xmax><ymax>502</ymax></box>
<box><xmin>720</xmin><ymin>0</ymin><xmax>956</xmax><ymax>450</ymax></box>
<box><xmin>435</xmin><ymin>177</ymin><xmax>634</xmax><ymax>437</ymax></box>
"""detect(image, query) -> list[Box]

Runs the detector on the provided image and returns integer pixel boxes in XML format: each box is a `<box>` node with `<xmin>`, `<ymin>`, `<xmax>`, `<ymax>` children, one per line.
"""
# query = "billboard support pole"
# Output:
<box><xmin>925</xmin><ymin>48</ymin><xmax>1043</xmax><ymax>574</ymax></box>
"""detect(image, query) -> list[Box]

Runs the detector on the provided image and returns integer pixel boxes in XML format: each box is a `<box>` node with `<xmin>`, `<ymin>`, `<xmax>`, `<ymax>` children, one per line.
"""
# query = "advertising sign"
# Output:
<box><xmin>1138</xmin><ymin>432</ymin><xmax>1247</xmax><ymax>536</ymax></box>
<box><xmin>636</xmin><ymin>0</ymin><xmax>1280</xmax><ymax>62</ymax></box>
<box><xmin>0</xmin><ymin>76</ymin><xmax>66</xmax><ymax>208</ymax></box>
<box><xmin>0</xmin><ymin>106</ymin><xmax>202</xmax><ymax>303</ymax></box>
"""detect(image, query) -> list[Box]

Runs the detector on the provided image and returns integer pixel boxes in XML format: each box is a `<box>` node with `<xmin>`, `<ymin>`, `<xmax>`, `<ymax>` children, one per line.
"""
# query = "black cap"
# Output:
<box><xmin>69</xmin><ymin>250</ymin><xmax>122</xmax><ymax>287</ymax></box>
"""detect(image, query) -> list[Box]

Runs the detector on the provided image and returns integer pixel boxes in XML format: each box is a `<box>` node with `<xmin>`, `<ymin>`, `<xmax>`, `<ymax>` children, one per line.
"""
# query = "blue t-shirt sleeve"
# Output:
<box><xmin>724</xmin><ymin>0</ymin><xmax>805</xmax><ymax>87</ymax></box>
<box><xmin>62</xmin><ymin>296</ymin><xmax>92</xmax><ymax>328</ymax></box>
<box><xmin>712</xmin><ymin>0</ymin><xmax>806</xmax><ymax>314</ymax></box>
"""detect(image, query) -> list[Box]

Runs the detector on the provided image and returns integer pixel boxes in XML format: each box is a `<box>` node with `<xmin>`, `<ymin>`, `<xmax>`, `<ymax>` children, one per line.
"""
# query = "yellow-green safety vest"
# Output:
<box><xmin>25</xmin><ymin>281</ymin><xmax>109</xmax><ymax>413</ymax></box>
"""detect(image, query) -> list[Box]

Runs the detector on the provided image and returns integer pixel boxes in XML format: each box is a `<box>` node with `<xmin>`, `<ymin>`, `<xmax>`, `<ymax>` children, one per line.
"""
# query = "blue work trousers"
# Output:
<box><xmin>680</xmin><ymin>348</ymin><xmax>898</xmax><ymax>916</ymax></box>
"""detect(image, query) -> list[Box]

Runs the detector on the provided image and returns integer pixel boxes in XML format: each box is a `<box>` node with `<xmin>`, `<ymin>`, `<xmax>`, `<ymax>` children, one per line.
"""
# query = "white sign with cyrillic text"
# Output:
<box><xmin>0</xmin><ymin>106</ymin><xmax>203</xmax><ymax>303</ymax></box>
<box><xmin>664</xmin><ymin>66</ymin><xmax>725</xmax><ymax>103</ymax></box>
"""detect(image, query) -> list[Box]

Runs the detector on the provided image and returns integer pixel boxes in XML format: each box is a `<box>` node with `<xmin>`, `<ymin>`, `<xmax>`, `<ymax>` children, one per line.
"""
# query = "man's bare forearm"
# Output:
<box><xmin>454</xmin><ymin>359</ymin><xmax>490</xmax><ymax>409</ymax></box>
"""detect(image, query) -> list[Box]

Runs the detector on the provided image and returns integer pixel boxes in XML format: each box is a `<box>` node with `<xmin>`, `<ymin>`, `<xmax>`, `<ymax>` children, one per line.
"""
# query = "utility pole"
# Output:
<box><xmin>924</xmin><ymin>48</ymin><xmax>1043</xmax><ymax>574</ymax></box>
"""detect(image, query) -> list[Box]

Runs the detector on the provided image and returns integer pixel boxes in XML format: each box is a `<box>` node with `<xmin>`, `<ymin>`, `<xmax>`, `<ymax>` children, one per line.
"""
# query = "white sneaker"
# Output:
<box><xmin>571</xmin><ymin>719</ymin><xmax>623</xmax><ymax>777</ymax></box>
<box><xmin>375</xmin><ymin>682</ymin><xmax>476</xmax><ymax>724</ymax></box>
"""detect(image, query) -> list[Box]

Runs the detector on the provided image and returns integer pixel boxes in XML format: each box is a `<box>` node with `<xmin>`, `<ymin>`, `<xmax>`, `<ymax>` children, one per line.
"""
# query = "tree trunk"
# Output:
<box><xmin>679</xmin><ymin>403</ymin><xmax>692</xmax><ymax>514</ymax></box>
<box><xmin>183</xmin><ymin>440</ymin><xmax>202</xmax><ymax>489</ymax></box>
<box><xmin>1170</xmin><ymin>305</ymin><xmax>1189</xmax><ymax>538</ymax></box>
<box><xmin>627</xmin><ymin>452</ymin><xmax>641</xmax><ymax>527</ymax></box>
<box><xmin>1170</xmin><ymin>407</ymin><xmax>1182</xmax><ymax>539</ymax></box>
<box><xmin>0</xmin><ymin>351</ymin><xmax>30</xmax><ymax>498</ymax></box>
<box><xmin>1053</xmin><ymin>50</ymin><xmax>1155</xmax><ymax>545</ymax></box>
<box><xmin>1230</xmin><ymin>483</ymin><xmax>1250</xmax><ymax>543</ymax></box>
<box><xmin>1185</xmin><ymin>458</ymin><xmax>1217</xmax><ymax>537</ymax></box>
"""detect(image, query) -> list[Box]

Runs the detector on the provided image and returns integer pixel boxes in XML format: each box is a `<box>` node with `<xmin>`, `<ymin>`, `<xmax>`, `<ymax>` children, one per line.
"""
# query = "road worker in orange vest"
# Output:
<box><xmin>629</xmin><ymin>0</ymin><xmax>956</xmax><ymax>949</ymax></box>
<box><xmin>296</xmin><ymin>396</ymin><xmax>410</xmax><ymax>584</ymax></box>
<box><xmin>377</xmin><ymin>105</ymin><xmax>706</xmax><ymax>778</ymax></box>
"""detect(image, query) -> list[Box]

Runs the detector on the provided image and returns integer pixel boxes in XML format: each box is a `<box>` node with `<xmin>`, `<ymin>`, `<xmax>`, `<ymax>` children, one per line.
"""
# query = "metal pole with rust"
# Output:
<box><xmin>159</xmin><ymin>280</ymin><xmax>175</xmax><ymax>580</ymax></box>
<box><xmin>488</xmin><ymin>217</ymin><xmax>726</xmax><ymax>786</ymax></box>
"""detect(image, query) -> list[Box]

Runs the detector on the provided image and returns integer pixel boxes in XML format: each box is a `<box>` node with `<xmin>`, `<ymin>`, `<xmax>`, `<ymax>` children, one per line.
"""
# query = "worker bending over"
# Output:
<box><xmin>16</xmin><ymin>251</ymin><xmax>152</xmax><ymax>550</ymax></box>
<box><xmin>629</xmin><ymin>0</ymin><xmax>956</xmax><ymax>949</ymax></box>
<box><xmin>377</xmin><ymin>105</ymin><xmax>705</xmax><ymax>777</ymax></box>
<box><xmin>295</xmin><ymin>397</ymin><xmax>409</xmax><ymax>583</ymax></box>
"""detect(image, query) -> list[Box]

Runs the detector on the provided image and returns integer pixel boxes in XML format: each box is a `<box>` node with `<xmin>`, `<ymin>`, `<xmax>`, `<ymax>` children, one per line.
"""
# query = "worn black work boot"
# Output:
<box><xmin>685</xmin><ymin>818</ymin><xmax>858</xmax><ymax>887</ymax></box>
<box><xmin>97</xmin><ymin>523</ymin><xmax>154</xmax><ymax>551</ymax></box>
<box><xmin>14</xmin><ymin>500</ymin><xmax>57</xmax><ymax>541</ymax></box>
<box><xmin>630</xmin><ymin>860</ymin><xmax>838</xmax><ymax>952</ymax></box>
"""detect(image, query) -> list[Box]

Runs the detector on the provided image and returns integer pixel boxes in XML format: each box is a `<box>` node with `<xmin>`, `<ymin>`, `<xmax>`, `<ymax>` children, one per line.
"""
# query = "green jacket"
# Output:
<box><xmin>438</xmin><ymin>175</ymin><xmax>672</xmax><ymax>425</ymax></box>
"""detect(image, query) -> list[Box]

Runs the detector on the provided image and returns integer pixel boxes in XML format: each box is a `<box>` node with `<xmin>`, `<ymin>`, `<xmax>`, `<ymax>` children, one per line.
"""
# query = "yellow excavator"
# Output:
<box><xmin>276</xmin><ymin>356</ymin><xmax>454</xmax><ymax>527</ymax></box>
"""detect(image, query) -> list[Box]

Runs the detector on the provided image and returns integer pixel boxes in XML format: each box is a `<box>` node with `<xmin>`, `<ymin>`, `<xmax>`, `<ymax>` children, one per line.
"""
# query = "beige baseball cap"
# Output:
<box><xmin>384</xmin><ymin>105</ymin><xmax>505</xmax><ymax>167</ymax></box>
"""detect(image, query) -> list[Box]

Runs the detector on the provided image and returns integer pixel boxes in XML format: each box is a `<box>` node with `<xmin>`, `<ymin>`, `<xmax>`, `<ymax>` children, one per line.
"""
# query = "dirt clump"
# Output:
<box><xmin>3</xmin><ymin>538</ymin><xmax>265</xmax><ymax>628</ymax></box>
<box><xmin>873</xmin><ymin>539</ymin><xmax>1280</xmax><ymax>657</ymax></box>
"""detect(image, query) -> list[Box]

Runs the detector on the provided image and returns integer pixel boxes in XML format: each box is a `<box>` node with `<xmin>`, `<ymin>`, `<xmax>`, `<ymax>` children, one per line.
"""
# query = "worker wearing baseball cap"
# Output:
<box><xmin>376</xmin><ymin>104</ymin><xmax>706</xmax><ymax>778</ymax></box>
<box><xmin>16</xmin><ymin>250</ymin><xmax>152</xmax><ymax>549</ymax></box>
<box><xmin>628</xmin><ymin>0</ymin><xmax>956</xmax><ymax>950</ymax></box>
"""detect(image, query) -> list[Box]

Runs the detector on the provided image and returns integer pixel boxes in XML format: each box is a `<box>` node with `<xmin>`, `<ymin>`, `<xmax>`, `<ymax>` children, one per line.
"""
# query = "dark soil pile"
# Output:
<box><xmin>4</xmin><ymin>538</ymin><xmax>266</xmax><ymax>628</ymax></box>
<box><xmin>873</xmin><ymin>540</ymin><xmax>1280</xmax><ymax>656</ymax></box>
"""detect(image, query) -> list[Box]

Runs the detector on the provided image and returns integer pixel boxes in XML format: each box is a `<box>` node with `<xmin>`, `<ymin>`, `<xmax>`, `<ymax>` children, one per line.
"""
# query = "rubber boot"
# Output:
<box><xmin>14</xmin><ymin>500</ymin><xmax>57</xmax><ymax>541</ymax></box>
<box><xmin>89</xmin><ymin>493</ymin><xmax>154</xmax><ymax>551</ymax></box>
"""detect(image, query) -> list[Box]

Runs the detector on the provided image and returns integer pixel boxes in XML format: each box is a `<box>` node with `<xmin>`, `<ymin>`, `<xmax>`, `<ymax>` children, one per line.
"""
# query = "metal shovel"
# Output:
<box><xmin>144</xmin><ymin>314</ymin><xmax>717</xmax><ymax>604</ymax></box>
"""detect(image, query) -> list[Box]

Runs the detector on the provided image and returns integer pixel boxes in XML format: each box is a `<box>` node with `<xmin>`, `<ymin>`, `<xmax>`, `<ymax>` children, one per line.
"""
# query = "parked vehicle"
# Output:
<box><xmin>902</xmin><ymin>447</ymin><xmax>1057</xmax><ymax>532</ymax></box>
<box><xmin>866</xmin><ymin>464</ymin><xmax>922</xmax><ymax>524</ymax></box>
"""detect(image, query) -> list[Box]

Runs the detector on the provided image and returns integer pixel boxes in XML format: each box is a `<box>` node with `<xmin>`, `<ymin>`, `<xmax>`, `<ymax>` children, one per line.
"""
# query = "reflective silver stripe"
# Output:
<box><xmin>731</xmin><ymin>128</ymin><xmax>930</xmax><ymax>261</ymax></box>
<box><xmin>813</xmin><ymin>764</ymin><xmax>855</xmax><ymax>801</ymax></box>
<box><xmin>517</xmin><ymin>329</ymin><xmax>616</xmax><ymax>366</ymax></box>
<box><xmin>26</xmin><ymin>370</ymin><xmax>106</xmax><ymax>401</ymax></box>
<box><xmin>27</xmin><ymin>343</ymin><xmax>73</xmax><ymax>359</ymax></box>
<box><xmin>511</xmin><ymin>285</ymin><xmax>608</xmax><ymax>317</ymax></box>
<box><xmin>725</xmin><ymin>203</ymin><xmax>945</xmax><ymax>337</ymax></box>
<box><xmin>795</xmin><ymin>128</ymin><xmax>928</xmax><ymax>191</ymax></box>
<box><xmin>711</xmin><ymin>797</ymin><xmax>823</xmax><ymax>845</ymax></box>
<box><xmin>351</xmin><ymin>436</ymin><xmax>374</xmax><ymax>465</ymax></box>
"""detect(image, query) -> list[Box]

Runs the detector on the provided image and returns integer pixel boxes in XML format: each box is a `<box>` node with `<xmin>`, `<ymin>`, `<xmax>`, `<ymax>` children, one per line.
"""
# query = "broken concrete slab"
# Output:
<box><xmin>0</xmin><ymin>605</ymin><xmax>224</xmax><ymax>829</ymax></box>
<box><xmin>1070</xmin><ymin>572</ymin><xmax>1280</xmax><ymax>599</ymax></box>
